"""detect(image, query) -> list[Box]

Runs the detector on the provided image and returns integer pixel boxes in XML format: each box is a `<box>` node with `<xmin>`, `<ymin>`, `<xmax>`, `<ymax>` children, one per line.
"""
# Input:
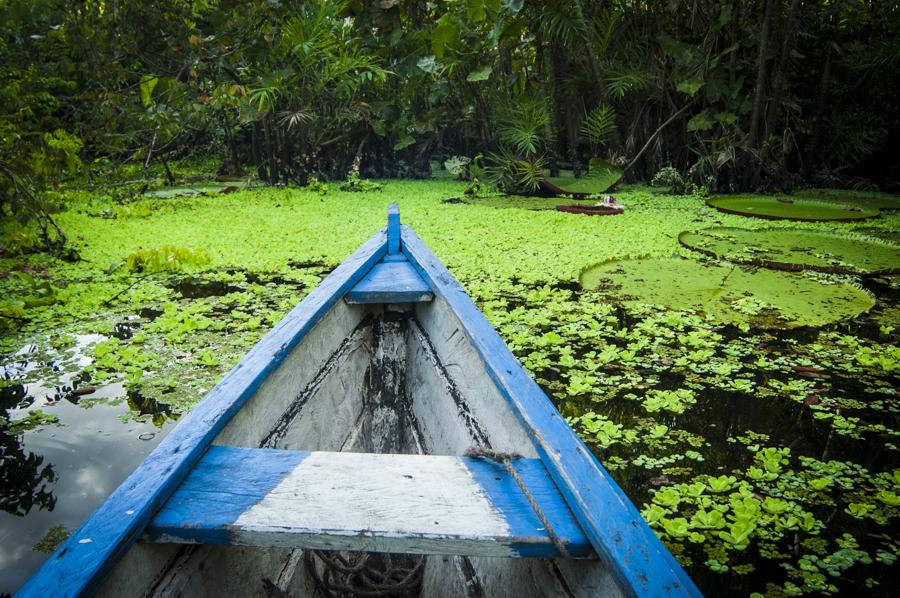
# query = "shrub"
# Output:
<box><xmin>651</xmin><ymin>166</ymin><xmax>691</xmax><ymax>195</ymax></box>
<box><xmin>444</xmin><ymin>156</ymin><xmax>471</xmax><ymax>180</ymax></box>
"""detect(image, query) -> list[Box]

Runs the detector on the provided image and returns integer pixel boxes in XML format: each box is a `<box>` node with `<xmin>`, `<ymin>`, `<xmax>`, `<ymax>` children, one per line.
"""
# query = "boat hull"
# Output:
<box><xmin>98</xmin><ymin>295</ymin><xmax>623</xmax><ymax>597</ymax></box>
<box><xmin>19</xmin><ymin>212</ymin><xmax>699</xmax><ymax>598</ymax></box>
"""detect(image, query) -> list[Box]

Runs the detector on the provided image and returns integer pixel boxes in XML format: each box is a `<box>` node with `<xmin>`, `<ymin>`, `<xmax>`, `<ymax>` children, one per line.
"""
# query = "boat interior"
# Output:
<box><xmin>98</xmin><ymin>281</ymin><xmax>622</xmax><ymax>597</ymax></box>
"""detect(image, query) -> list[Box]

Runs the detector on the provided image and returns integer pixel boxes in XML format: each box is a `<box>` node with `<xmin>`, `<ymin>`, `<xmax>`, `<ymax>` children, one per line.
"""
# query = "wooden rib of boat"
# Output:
<box><xmin>18</xmin><ymin>205</ymin><xmax>701</xmax><ymax>598</ymax></box>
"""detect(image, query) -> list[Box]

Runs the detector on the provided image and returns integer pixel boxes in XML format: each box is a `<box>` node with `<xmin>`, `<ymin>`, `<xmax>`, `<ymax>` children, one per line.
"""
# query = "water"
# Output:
<box><xmin>0</xmin><ymin>336</ymin><xmax>176</xmax><ymax>594</ymax></box>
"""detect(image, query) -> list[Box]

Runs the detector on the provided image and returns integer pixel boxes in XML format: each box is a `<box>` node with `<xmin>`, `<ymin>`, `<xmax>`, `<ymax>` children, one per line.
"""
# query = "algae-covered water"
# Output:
<box><xmin>1</xmin><ymin>180</ymin><xmax>898</xmax><ymax>595</ymax></box>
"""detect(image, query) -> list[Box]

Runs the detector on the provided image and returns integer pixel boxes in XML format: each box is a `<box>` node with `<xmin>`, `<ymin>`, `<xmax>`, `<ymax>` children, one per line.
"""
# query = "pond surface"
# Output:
<box><xmin>0</xmin><ymin>337</ymin><xmax>174</xmax><ymax>594</ymax></box>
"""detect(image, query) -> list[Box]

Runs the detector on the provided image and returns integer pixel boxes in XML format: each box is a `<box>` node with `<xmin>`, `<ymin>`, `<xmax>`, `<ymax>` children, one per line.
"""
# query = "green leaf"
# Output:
<box><xmin>715</xmin><ymin>111</ymin><xmax>739</xmax><ymax>126</ymax></box>
<box><xmin>502</xmin><ymin>0</ymin><xmax>524</xmax><ymax>14</ymax></box>
<box><xmin>691</xmin><ymin>509</ymin><xmax>726</xmax><ymax>530</ymax></box>
<box><xmin>581</xmin><ymin>105</ymin><xmax>617</xmax><ymax>146</ymax></box>
<box><xmin>662</xmin><ymin>517</ymin><xmax>692</xmax><ymax>538</ymax></box>
<box><xmin>417</xmin><ymin>55</ymin><xmax>438</xmax><ymax>74</ymax></box>
<box><xmin>687</xmin><ymin>111</ymin><xmax>715</xmax><ymax>132</ymax></box>
<box><xmin>431</xmin><ymin>14</ymin><xmax>459</xmax><ymax>60</ymax></box>
<box><xmin>466</xmin><ymin>0</ymin><xmax>487</xmax><ymax>23</ymax></box>
<box><xmin>139</xmin><ymin>75</ymin><xmax>159</xmax><ymax>108</ymax></box>
<box><xmin>466</xmin><ymin>65</ymin><xmax>493</xmax><ymax>82</ymax></box>
<box><xmin>393</xmin><ymin>133</ymin><xmax>415</xmax><ymax>151</ymax></box>
<box><xmin>676</xmin><ymin>78</ymin><xmax>703</xmax><ymax>97</ymax></box>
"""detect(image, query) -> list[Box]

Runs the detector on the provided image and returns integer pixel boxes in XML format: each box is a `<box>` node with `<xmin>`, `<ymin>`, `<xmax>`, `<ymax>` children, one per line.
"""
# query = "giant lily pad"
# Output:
<box><xmin>679</xmin><ymin>227</ymin><xmax>900</xmax><ymax>276</ymax></box>
<box><xmin>144</xmin><ymin>181</ymin><xmax>262</xmax><ymax>198</ymax></box>
<box><xmin>580</xmin><ymin>257</ymin><xmax>874</xmax><ymax>328</ymax></box>
<box><xmin>706</xmin><ymin>196</ymin><xmax>879</xmax><ymax>221</ymax></box>
<box><xmin>796</xmin><ymin>189</ymin><xmax>900</xmax><ymax>211</ymax></box>
<box><xmin>546</xmin><ymin>158</ymin><xmax>622</xmax><ymax>196</ymax></box>
<box><xmin>852</xmin><ymin>227</ymin><xmax>900</xmax><ymax>244</ymax></box>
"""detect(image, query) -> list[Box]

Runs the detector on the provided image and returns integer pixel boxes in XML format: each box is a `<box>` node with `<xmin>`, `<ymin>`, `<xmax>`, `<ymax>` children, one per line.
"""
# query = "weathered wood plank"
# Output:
<box><xmin>345</xmin><ymin>260</ymin><xmax>433</xmax><ymax>304</ymax></box>
<box><xmin>17</xmin><ymin>230</ymin><xmax>389</xmax><ymax>598</ymax></box>
<box><xmin>401</xmin><ymin>225</ymin><xmax>701</xmax><ymax>598</ymax></box>
<box><xmin>146</xmin><ymin>447</ymin><xmax>593</xmax><ymax>559</ymax></box>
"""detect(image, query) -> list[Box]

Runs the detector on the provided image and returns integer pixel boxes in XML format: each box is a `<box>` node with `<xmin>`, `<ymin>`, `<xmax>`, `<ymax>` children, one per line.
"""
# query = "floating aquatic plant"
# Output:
<box><xmin>706</xmin><ymin>196</ymin><xmax>879</xmax><ymax>221</ymax></box>
<box><xmin>580</xmin><ymin>257</ymin><xmax>875</xmax><ymax>328</ymax></box>
<box><xmin>125</xmin><ymin>245</ymin><xmax>211</xmax><ymax>273</ymax></box>
<box><xmin>796</xmin><ymin>189</ymin><xmax>900</xmax><ymax>211</ymax></box>
<box><xmin>678</xmin><ymin>227</ymin><xmax>900</xmax><ymax>276</ymax></box>
<box><xmin>143</xmin><ymin>181</ymin><xmax>260</xmax><ymax>198</ymax></box>
<box><xmin>546</xmin><ymin>158</ymin><xmax>623</xmax><ymax>196</ymax></box>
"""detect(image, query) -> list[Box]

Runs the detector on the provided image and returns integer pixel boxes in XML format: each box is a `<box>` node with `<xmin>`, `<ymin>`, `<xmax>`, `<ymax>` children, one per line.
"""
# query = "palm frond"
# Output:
<box><xmin>541</xmin><ymin>9</ymin><xmax>582</xmax><ymax>46</ymax></box>
<box><xmin>496</xmin><ymin>97</ymin><xmax>550</xmax><ymax>157</ymax></box>
<box><xmin>278</xmin><ymin>109</ymin><xmax>315</xmax><ymax>130</ymax></box>
<box><xmin>483</xmin><ymin>148</ymin><xmax>545</xmax><ymax>193</ymax></box>
<box><xmin>606</xmin><ymin>70</ymin><xmax>652</xmax><ymax>98</ymax></box>
<box><xmin>580</xmin><ymin>104</ymin><xmax>617</xmax><ymax>147</ymax></box>
<box><xmin>591</xmin><ymin>9</ymin><xmax>622</xmax><ymax>56</ymax></box>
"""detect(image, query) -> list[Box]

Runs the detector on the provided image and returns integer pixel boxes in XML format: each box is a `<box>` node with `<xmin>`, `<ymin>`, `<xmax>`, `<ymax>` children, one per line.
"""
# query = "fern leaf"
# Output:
<box><xmin>581</xmin><ymin>105</ymin><xmax>617</xmax><ymax>147</ymax></box>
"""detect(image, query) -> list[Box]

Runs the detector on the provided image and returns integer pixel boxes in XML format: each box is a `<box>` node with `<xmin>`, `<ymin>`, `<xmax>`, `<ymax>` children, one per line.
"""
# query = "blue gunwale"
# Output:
<box><xmin>17</xmin><ymin>229</ymin><xmax>389</xmax><ymax>598</ymax></box>
<box><xmin>400</xmin><ymin>224</ymin><xmax>702</xmax><ymax>598</ymax></box>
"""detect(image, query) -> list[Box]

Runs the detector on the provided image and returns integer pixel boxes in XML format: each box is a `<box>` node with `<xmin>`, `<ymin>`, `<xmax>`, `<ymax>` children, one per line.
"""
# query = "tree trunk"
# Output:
<box><xmin>571</xmin><ymin>0</ymin><xmax>602</xmax><ymax>89</ymax></box>
<box><xmin>221</xmin><ymin>110</ymin><xmax>240</xmax><ymax>175</ymax></box>
<box><xmin>549</xmin><ymin>40</ymin><xmax>568</xmax><ymax>172</ymax></box>
<box><xmin>766</xmin><ymin>0</ymin><xmax>800</xmax><ymax>141</ymax></box>
<box><xmin>727</xmin><ymin>1</ymin><xmax>741</xmax><ymax>89</ymax></box>
<box><xmin>263</xmin><ymin>115</ymin><xmax>279</xmax><ymax>183</ymax></box>
<box><xmin>748</xmin><ymin>0</ymin><xmax>777</xmax><ymax>150</ymax></box>
<box><xmin>804</xmin><ymin>46</ymin><xmax>832</xmax><ymax>180</ymax></box>
<box><xmin>535</xmin><ymin>29</ymin><xmax>560</xmax><ymax>176</ymax></box>
<box><xmin>251</xmin><ymin>122</ymin><xmax>266</xmax><ymax>180</ymax></box>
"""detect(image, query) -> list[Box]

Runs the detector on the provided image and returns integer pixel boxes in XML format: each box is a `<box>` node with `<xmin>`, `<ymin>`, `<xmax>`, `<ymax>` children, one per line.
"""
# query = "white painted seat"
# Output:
<box><xmin>146</xmin><ymin>446</ymin><xmax>594</xmax><ymax>559</ymax></box>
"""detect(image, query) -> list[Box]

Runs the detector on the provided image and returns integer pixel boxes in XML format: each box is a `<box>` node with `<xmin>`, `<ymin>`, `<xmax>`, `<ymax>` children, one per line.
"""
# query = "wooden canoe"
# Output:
<box><xmin>18</xmin><ymin>205</ymin><xmax>700</xmax><ymax>598</ymax></box>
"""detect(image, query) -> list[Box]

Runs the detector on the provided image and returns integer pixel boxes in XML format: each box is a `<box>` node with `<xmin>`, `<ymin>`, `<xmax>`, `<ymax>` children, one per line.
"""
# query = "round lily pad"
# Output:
<box><xmin>706</xmin><ymin>196</ymin><xmax>879</xmax><ymax>221</ymax></box>
<box><xmin>678</xmin><ymin>227</ymin><xmax>900</xmax><ymax>276</ymax></box>
<box><xmin>556</xmin><ymin>204</ymin><xmax>623</xmax><ymax>216</ymax></box>
<box><xmin>546</xmin><ymin>158</ymin><xmax>623</xmax><ymax>196</ymax></box>
<box><xmin>851</xmin><ymin>227</ymin><xmax>900</xmax><ymax>244</ymax></box>
<box><xmin>143</xmin><ymin>182</ymin><xmax>261</xmax><ymax>198</ymax></box>
<box><xmin>795</xmin><ymin>189</ymin><xmax>900</xmax><ymax>211</ymax></box>
<box><xmin>580</xmin><ymin>257</ymin><xmax>875</xmax><ymax>328</ymax></box>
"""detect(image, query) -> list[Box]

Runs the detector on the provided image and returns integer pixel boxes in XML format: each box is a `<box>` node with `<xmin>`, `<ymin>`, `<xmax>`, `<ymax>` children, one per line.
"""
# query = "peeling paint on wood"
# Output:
<box><xmin>146</xmin><ymin>448</ymin><xmax>593</xmax><ymax>559</ymax></box>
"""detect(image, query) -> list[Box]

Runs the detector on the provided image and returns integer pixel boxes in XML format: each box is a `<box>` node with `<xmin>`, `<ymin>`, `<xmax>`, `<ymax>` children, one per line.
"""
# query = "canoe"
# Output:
<box><xmin>19</xmin><ymin>205</ymin><xmax>700</xmax><ymax>598</ymax></box>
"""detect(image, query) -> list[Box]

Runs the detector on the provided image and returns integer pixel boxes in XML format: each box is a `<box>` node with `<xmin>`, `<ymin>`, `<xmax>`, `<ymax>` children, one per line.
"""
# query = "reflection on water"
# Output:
<box><xmin>0</xmin><ymin>336</ymin><xmax>177</xmax><ymax>594</ymax></box>
<box><xmin>0</xmin><ymin>423</ymin><xmax>57</xmax><ymax>518</ymax></box>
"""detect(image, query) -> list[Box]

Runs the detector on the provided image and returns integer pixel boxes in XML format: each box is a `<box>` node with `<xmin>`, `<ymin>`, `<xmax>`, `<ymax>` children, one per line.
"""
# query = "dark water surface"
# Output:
<box><xmin>0</xmin><ymin>338</ymin><xmax>175</xmax><ymax>594</ymax></box>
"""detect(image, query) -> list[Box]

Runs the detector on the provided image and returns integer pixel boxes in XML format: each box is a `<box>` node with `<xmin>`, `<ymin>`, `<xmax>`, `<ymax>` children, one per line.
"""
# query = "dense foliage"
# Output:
<box><xmin>2</xmin><ymin>1</ymin><xmax>900</xmax><ymax>594</ymax></box>
<box><xmin>2</xmin><ymin>0</ymin><xmax>899</xmax><ymax>213</ymax></box>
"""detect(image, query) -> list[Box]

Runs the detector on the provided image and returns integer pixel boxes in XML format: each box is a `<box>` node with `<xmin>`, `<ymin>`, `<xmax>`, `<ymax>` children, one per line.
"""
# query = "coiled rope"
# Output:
<box><xmin>304</xmin><ymin>550</ymin><xmax>424</xmax><ymax>597</ymax></box>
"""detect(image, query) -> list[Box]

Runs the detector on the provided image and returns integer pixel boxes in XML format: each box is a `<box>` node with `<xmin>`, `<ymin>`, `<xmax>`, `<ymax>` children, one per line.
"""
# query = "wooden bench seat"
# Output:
<box><xmin>344</xmin><ymin>259</ymin><xmax>433</xmax><ymax>304</ymax></box>
<box><xmin>146</xmin><ymin>446</ymin><xmax>594</xmax><ymax>559</ymax></box>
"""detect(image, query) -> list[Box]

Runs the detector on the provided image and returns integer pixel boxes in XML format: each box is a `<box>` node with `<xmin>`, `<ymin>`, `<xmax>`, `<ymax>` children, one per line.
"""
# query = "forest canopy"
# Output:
<box><xmin>2</xmin><ymin>0</ymin><xmax>899</xmax><ymax>227</ymax></box>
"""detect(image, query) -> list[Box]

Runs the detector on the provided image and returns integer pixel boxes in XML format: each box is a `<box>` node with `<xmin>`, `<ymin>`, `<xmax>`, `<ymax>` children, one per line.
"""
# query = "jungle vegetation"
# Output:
<box><xmin>2</xmin><ymin>0</ymin><xmax>900</xmax><ymax>252</ymax></box>
<box><xmin>2</xmin><ymin>2</ymin><xmax>900</xmax><ymax>595</ymax></box>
